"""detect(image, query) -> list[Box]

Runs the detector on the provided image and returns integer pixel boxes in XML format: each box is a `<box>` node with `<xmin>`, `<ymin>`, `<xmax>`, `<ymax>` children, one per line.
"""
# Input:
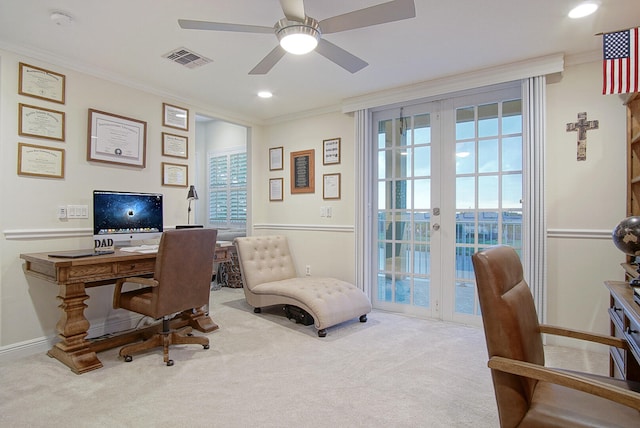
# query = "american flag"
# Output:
<box><xmin>603</xmin><ymin>27</ymin><xmax>639</xmax><ymax>94</ymax></box>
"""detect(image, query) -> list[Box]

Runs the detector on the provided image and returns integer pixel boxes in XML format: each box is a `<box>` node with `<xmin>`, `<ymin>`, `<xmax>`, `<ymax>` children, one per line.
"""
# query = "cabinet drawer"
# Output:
<box><xmin>117</xmin><ymin>260</ymin><xmax>155</xmax><ymax>274</ymax></box>
<box><xmin>628</xmin><ymin>316</ymin><xmax>640</xmax><ymax>362</ymax></box>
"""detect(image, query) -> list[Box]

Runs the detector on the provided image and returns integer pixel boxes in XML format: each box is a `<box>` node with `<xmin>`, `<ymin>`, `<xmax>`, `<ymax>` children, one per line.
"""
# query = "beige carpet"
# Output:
<box><xmin>0</xmin><ymin>288</ymin><xmax>608</xmax><ymax>427</ymax></box>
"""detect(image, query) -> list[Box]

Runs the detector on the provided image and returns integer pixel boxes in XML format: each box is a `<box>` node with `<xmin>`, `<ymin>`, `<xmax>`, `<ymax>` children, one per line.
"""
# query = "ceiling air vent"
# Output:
<box><xmin>163</xmin><ymin>47</ymin><xmax>212</xmax><ymax>69</ymax></box>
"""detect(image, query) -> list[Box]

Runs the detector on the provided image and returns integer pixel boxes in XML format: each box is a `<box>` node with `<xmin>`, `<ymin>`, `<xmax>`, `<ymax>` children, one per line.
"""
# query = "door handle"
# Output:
<box><xmin>432</xmin><ymin>223</ymin><xmax>440</xmax><ymax>231</ymax></box>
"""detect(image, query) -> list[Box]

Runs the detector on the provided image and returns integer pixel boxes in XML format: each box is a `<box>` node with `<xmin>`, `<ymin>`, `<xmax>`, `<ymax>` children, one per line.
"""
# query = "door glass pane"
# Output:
<box><xmin>414</xmin><ymin>146</ymin><xmax>431</xmax><ymax>176</ymax></box>
<box><xmin>478</xmin><ymin>139</ymin><xmax>498</xmax><ymax>173</ymax></box>
<box><xmin>456</xmin><ymin>142</ymin><xmax>475</xmax><ymax>174</ymax></box>
<box><xmin>502</xmin><ymin>174</ymin><xmax>522</xmax><ymax>208</ymax></box>
<box><xmin>478</xmin><ymin>175</ymin><xmax>498</xmax><ymax>209</ymax></box>
<box><xmin>478</xmin><ymin>103</ymin><xmax>499</xmax><ymax>137</ymax></box>
<box><xmin>456</xmin><ymin>107</ymin><xmax>475</xmax><ymax>139</ymax></box>
<box><xmin>456</xmin><ymin>176</ymin><xmax>475</xmax><ymax>209</ymax></box>
<box><xmin>502</xmin><ymin>136</ymin><xmax>522</xmax><ymax>171</ymax></box>
<box><xmin>414</xmin><ymin>179</ymin><xmax>430</xmax><ymax>209</ymax></box>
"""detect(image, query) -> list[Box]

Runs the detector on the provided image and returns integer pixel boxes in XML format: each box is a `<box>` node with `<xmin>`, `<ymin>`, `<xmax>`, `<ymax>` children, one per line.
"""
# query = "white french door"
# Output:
<box><xmin>371</xmin><ymin>84</ymin><xmax>523</xmax><ymax>325</ymax></box>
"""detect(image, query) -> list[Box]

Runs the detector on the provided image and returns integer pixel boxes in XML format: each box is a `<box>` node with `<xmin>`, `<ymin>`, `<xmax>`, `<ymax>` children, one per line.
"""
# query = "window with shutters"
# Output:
<box><xmin>208</xmin><ymin>148</ymin><xmax>247</xmax><ymax>228</ymax></box>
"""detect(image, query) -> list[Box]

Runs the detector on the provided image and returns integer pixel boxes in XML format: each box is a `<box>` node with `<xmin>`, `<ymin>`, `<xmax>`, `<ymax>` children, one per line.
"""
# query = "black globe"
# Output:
<box><xmin>612</xmin><ymin>217</ymin><xmax>640</xmax><ymax>256</ymax></box>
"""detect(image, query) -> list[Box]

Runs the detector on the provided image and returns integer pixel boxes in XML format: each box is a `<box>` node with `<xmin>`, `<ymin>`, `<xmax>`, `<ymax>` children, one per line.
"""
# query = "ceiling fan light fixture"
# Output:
<box><xmin>568</xmin><ymin>1</ymin><xmax>599</xmax><ymax>19</ymax></box>
<box><xmin>276</xmin><ymin>17</ymin><xmax>320</xmax><ymax>55</ymax></box>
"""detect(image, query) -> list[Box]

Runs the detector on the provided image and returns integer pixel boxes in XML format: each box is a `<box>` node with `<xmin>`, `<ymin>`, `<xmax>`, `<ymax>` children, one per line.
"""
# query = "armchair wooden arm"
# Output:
<box><xmin>113</xmin><ymin>277</ymin><xmax>159</xmax><ymax>309</ymax></box>
<box><xmin>539</xmin><ymin>324</ymin><xmax>629</xmax><ymax>350</ymax></box>
<box><xmin>488</xmin><ymin>356</ymin><xmax>640</xmax><ymax>411</ymax></box>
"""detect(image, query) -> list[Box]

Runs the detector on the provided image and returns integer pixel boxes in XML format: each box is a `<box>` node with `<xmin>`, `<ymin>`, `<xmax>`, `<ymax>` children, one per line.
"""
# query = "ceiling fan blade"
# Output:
<box><xmin>249</xmin><ymin>45</ymin><xmax>287</xmax><ymax>75</ymax></box>
<box><xmin>319</xmin><ymin>0</ymin><xmax>416</xmax><ymax>34</ymax></box>
<box><xmin>279</xmin><ymin>0</ymin><xmax>306</xmax><ymax>22</ymax></box>
<box><xmin>178</xmin><ymin>19</ymin><xmax>273</xmax><ymax>34</ymax></box>
<box><xmin>315</xmin><ymin>39</ymin><xmax>368</xmax><ymax>73</ymax></box>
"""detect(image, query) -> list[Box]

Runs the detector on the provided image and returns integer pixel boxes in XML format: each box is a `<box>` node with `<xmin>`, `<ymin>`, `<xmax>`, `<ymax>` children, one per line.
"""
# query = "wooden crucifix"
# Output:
<box><xmin>566</xmin><ymin>112</ymin><xmax>599</xmax><ymax>161</ymax></box>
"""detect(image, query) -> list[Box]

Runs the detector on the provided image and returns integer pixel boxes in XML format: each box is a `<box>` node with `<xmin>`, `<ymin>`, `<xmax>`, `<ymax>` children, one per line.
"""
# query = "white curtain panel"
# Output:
<box><xmin>522</xmin><ymin>76</ymin><xmax>548</xmax><ymax>323</ymax></box>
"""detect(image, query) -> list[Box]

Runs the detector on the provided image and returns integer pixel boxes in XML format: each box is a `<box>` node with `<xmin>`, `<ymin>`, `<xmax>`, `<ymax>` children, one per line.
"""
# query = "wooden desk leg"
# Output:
<box><xmin>47</xmin><ymin>282</ymin><xmax>103</xmax><ymax>374</ymax></box>
<box><xmin>179</xmin><ymin>306</ymin><xmax>219</xmax><ymax>333</ymax></box>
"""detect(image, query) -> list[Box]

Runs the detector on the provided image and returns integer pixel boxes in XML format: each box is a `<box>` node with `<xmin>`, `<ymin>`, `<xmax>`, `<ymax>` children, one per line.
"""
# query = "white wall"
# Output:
<box><xmin>252</xmin><ymin>111</ymin><xmax>357</xmax><ymax>282</ymax></box>
<box><xmin>0</xmin><ymin>44</ymin><xmax>631</xmax><ymax>360</ymax></box>
<box><xmin>545</xmin><ymin>60</ymin><xmax>628</xmax><ymax>350</ymax></box>
<box><xmin>0</xmin><ymin>48</ymin><xmax>258</xmax><ymax>354</ymax></box>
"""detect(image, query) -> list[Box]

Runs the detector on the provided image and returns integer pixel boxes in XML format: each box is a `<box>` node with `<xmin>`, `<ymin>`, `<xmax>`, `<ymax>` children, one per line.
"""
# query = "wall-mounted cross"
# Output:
<box><xmin>566</xmin><ymin>112</ymin><xmax>599</xmax><ymax>161</ymax></box>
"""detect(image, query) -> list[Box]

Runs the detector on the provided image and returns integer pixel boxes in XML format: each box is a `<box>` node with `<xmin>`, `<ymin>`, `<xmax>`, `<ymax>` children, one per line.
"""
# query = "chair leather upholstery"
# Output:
<box><xmin>113</xmin><ymin>228</ymin><xmax>217</xmax><ymax>363</ymax></box>
<box><xmin>234</xmin><ymin>235</ymin><xmax>371</xmax><ymax>334</ymax></box>
<box><xmin>472</xmin><ymin>245</ymin><xmax>640</xmax><ymax>427</ymax></box>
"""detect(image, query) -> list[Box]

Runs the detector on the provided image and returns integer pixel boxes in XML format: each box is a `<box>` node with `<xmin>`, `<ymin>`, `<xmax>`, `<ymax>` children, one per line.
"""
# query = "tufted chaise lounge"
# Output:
<box><xmin>234</xmin><ymin>235</ymin><xmax>372</xmax><ymax>337</ymax></box>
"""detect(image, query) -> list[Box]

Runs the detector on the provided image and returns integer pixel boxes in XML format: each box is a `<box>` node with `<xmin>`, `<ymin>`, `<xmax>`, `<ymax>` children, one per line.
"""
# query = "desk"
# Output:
<box><xmin>20</xmin><ymin>245</ymin><xmax>234</xmax><ymax>374</ymax></box>
<box><xmin>604</xmin><ymin>280</ymin><xmax>640</xmax><ymax>380</ymax></box>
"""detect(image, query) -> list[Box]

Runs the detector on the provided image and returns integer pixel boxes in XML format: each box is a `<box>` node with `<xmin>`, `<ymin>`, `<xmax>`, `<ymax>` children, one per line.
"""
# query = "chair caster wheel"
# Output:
<box><xmin>318</xmin><ymin>329</ymin><xmax>327</xmax><ymax>337</ymax></box>
<box><xmin>124</xmin><ymin>355</ymin><xmax>133</xmax><ymax>362</ymax></box>
<box><xmin>167</xmin><ymin>360</ymin><xmax>174</xmax><ymax>366</ymax></box>
<box><xmin>359</xmin><ymin>314</ymin><xmax>368</xmax><ymax>323</ymax></box>
<box><xmin>254</xmin><ymin>307</ymin><xmax>261</xmax><ymax>313</ymax></box>
<box><xmin>203</xmin><ymin>344</ymin><xmax>210</xmax><ymax>349</ymax></box>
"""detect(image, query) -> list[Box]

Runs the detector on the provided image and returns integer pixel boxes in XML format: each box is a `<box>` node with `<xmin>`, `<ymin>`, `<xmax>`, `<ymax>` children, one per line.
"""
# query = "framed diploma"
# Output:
<box><xmin>290</xmin><ymin>149</ymin><xmax>315</xmax><ymax>194</ymax></box>
<box><xmin>162</xmin><ymin>103</ymin><xmax>189</xmax><ymax>131</ymax></box>
<box><xmin>18</xmin><ymin>103</ymin><xmax>65</xmax><ymax>141</ymax></box>
<box><xmin>162</xmin><ymin>162</ymin><xmax>188</xmax><ymax>187</ymax></box>
<box><xmin>17</xmin><ymin>142</ymin><xmax>65</xmax><ymax>179</ymax></box>
<box><xmin>269</xmin><ymin>178</ymin><xmax>284</xmax><ymax>201</ymax></box>
<box><xmin>323</xmin><ymin>173</ymin><xmax>341</xmax><ymax>200</ymax></box>
<box><xmin>269</xmin><ymin>146</ymin><xmax>283</xmax><ymax>170</ymax></box>
<box><xmin>162</xmin><ymin>132</ymin><xmax>188</xmax><ymax>159</ymax></box>
<box><xmin>323</xmin><ymin>138</ymin><xmax>341</xmax><ymax>165</ymax></box>
<box><xmin>18</xmin><ymin>62</ymin><xmax>66</xmax><ymax>104</ymax></box>
<box><xmin>87</xmin><ymin>109</ymin><xmax>147</xmax><ymax>168</ymax></box>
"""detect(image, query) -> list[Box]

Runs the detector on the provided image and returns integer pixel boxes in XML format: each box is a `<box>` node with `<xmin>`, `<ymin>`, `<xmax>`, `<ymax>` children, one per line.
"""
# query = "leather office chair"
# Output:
<box><xmin>113</xmin><ymin>228</ymin><xmax>217</xmax><ymax>366</ymax></box>
<box><xmin>472</xmin><ymin>245</ymin><xmax>640</xmax><ymax>427</ymax></box>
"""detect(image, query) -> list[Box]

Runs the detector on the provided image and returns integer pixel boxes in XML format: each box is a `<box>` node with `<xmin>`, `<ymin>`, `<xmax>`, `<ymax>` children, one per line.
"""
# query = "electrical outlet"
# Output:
<box><xmin>305</xmin><ymin>265</ymin><xmax>311</xmax><ymax>276</ymax></box>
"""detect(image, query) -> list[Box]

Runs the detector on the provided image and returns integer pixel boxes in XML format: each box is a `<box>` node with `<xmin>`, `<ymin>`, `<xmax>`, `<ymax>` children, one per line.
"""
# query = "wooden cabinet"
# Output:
<box><xmin>605</xmin><ymin>281</ymin><xmax>640</xmax><ymax>380</ymax></box>
<box><xmin>627</xmin><ymin>93</ymin><xmax>640</xmax><ymax>216</ymax></box>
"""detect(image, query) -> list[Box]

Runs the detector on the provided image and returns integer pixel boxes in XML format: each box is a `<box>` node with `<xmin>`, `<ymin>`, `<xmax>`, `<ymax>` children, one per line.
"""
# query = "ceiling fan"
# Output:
<box><xmin>178</xmin><ymin>0</ymin><xmax>416</xmax><ymax>75</ymax></box>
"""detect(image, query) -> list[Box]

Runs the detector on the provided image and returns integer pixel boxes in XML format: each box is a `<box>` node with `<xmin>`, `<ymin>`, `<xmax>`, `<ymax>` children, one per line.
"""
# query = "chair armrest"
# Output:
<box><xmin>113</xmin><ymin>277</ymin><xmax>158</xmax><ymax>309</ymax></box>
<box><xmin>540</xmin><ymin>324</ymin><xmax>629</xmax><ymax>350</ymax></box>
<box><xmin>488</xmin><ymin>356</ymin><xmax>640</xmax><ymax>411</ymax></box>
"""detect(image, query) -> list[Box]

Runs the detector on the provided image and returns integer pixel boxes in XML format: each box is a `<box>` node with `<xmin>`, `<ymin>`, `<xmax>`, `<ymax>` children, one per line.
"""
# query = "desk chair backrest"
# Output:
<box><xmin>234</xmin><ymin>235</ymin><xmax>297</xmax><ymax>291</ymax></box>
<box><xmin>152</xmin><ymin>228</ymin><xmax>217</xmax><ymax>317</ymax></box>
<box><xmin>471</xmin><ymin>245</ymin><xmax>545</xmax><ymax>427</ymax></box>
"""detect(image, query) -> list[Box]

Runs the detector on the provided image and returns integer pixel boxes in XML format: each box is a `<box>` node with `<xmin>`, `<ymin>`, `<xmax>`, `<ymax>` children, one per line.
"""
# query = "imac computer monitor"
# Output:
<box><xmin>93</xmin><ymin>190</ymin><xmax>163</xmax><ymax>247</ymax></box>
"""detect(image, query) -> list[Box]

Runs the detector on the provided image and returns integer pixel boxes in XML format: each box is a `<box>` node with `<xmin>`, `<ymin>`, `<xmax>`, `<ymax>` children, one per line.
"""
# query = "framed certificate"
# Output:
<box><xmin>17</xmin><ymin>142</ymin><xmax>65</xmax><ymax>179</ymax></box>
<box><xmin>323</xmin><ymin>173</ymin><xmax>341</xmax><ymax>200</ymax></box>
<box><xmin>323</xmin><ymin>138</ymin><xmax>341</xmax><ymax>165</ymax></box>
<box><xmin>290</xmin><ymin>149</ymin><xmax>315</xmax><ymax>194</ymax></box>
<box><xmin>269</xmin><ymin>146</ymin><xmax>283</xmax><ymax>170</ymax></box>
<box><xmin>162</xmin><ymin>162</ymin><xmax>188</xmax><ymax>187</ymax></box>
<box><xmin>162</xmin><ymin>103</ymin><xmax>189</xmax><ymax>131</ymax></box>
<box><xmin>87</xmin><ymin>109</ymin><xmax>147</xmax><ymax>168</ymax></box>
<box><xmin>18</xmin><ymin>62</ymin><xmax>66</xmax><ymax>104</ymax></box>
<box><xmin>19</xmin><ymin>103</ymin><xmax>65</xmax><ymax>141</ymax></box>
<box><xmin>162</xmin><ymin>132</ymin><xmax>188</xmax><ymax>159</ymax></box>
<box><xmin>269</xmin><ymin>178</ymin><xmax>284</xmax><ymax>201</ymax></box>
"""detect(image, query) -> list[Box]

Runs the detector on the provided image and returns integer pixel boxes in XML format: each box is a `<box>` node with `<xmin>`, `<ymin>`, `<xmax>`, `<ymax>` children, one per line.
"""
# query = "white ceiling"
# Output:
<box><xmin>0</xmin><ymin>0</ymin><xmax>637</xmax><ymax>123</ymax></box>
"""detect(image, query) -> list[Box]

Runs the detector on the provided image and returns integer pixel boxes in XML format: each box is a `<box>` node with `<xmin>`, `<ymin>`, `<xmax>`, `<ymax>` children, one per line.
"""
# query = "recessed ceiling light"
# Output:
<box><xmin>568</xmin><ymin>2</ymin><xmax>599</xmax><ymax>19</ymax></box>
<box><xmin>50</xmin><ymin>11</ymin><xmax>74</xmax><ymax>26</ymax></box>
<box><xmin>258</xmin><ymin>91</ymin><xmax>273</xmax><ymax>99</ymax></box>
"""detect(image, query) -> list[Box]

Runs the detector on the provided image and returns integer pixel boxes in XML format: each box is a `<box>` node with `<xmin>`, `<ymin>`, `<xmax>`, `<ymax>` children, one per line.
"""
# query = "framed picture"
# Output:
<box><xmin>269</xmin><ymin>146</ymin><xmax>284</xmax><ymax>170</ymax></box>
<box><xmin>87</xmin><ymin>109</ymin><xmax>147</xmax><ymax>168</ymax></box>
<box><xmin>18</xmin><ymin>103</ymin><xmax>65</xmax><ymax>141</ymax></box>
<box><xmin>290</xmin><ymin>149</ymin><xmax>315</xmax><ymax>194</ymax></box>
<box><xmin>162</xmin><ymin>103</ymin><xmax>189</xmax><ymax>131</ymax></box>
<box><xmin>17</xmin><ymin>142</ymin><xmax>65</xmax><ymax>179</ymax></box>
<box><xmin>323</xmin><ymin>173</ymin><xmax>341</xmax><ymax>200</ymax></box>
<box><xmin>18</xmin><ymin>62</ymin><xmax>66</xmax><ymax>104</ymax></box>
<box><xmin>269</xmin><ymin>178</ymin><xmax>284</xmax><ymax>201</ymax></box>
<box><xmin>162</xmin><ymin>132</ymin><xmax>188</xmax><ymax>159</ymax></box>
<box><xmin>162</xmin><ymin>162</ymin><xmax>188</xmax><ymax>187</ymax></box>
<box><xmin>323</xmin><ymin>137</ymin><xmax>341</xmax><ymax>165</ymax></box>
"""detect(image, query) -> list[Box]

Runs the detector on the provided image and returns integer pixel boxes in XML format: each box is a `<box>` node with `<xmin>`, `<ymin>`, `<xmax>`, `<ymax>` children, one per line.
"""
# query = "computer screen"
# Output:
<box><xmin>93</xmin><ymin>190</ymin><xmax>163</xmax><ymax>246</ymax></box>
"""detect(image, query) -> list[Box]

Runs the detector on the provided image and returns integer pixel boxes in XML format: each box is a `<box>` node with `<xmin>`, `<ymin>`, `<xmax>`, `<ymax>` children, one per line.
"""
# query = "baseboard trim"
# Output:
<box><xmin>0</xmin><ymin>315</ymin><xmax>145</xmax><ymax>364</ymax></box>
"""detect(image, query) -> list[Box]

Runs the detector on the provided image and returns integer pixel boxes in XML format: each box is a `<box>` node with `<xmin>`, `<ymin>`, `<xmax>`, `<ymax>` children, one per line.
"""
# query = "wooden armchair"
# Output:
<box><xmin>113</xmin><ymin>228</ymin><xmax>217</xmax><ymax>366</ymax></box>
<box><xmin>471</xmin><ymin>245</ymin><xmax>640</xmax><ymax>427</ymax></box>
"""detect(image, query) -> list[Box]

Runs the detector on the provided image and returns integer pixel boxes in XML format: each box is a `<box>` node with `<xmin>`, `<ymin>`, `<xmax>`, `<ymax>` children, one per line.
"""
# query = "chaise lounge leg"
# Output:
<box><xmin>359</xmin><ymin>314</ymin><xmax>367</xmax><ymax>323</ymax></box>
<box><xmin>317</xmin><ymin>329</ymin><xmax>327</xmax><ymax>337</ymax></box>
